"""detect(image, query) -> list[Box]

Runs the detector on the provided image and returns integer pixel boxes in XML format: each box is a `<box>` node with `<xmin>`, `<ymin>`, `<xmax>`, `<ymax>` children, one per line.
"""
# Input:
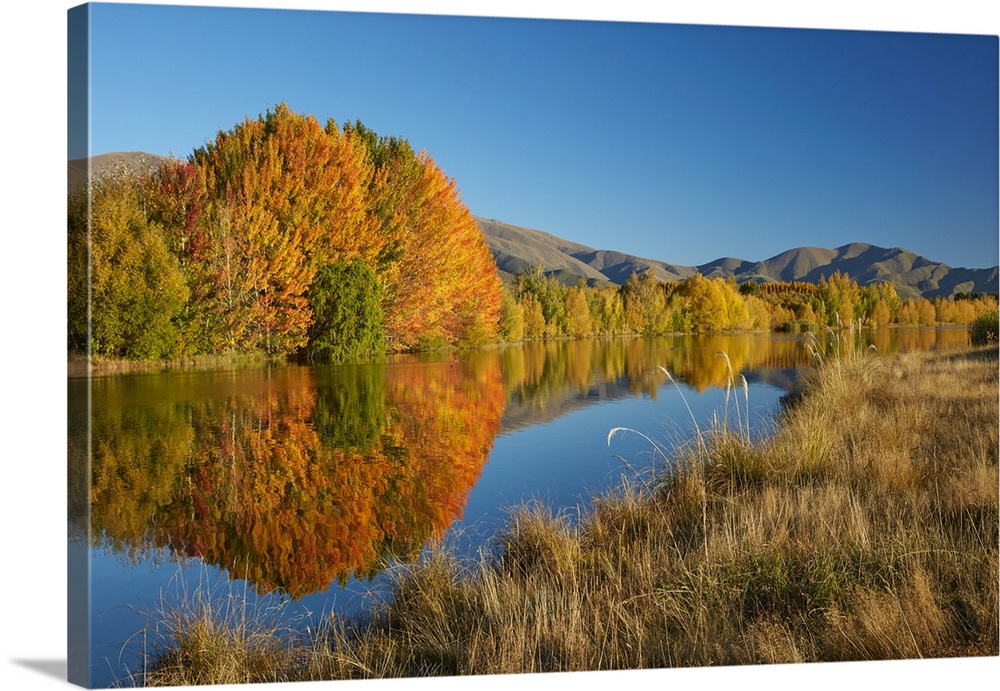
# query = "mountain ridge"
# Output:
<box><xmin>475</xmin><ymin>216</ymin><xmax>999</xmax><ymax>301</ymax></box>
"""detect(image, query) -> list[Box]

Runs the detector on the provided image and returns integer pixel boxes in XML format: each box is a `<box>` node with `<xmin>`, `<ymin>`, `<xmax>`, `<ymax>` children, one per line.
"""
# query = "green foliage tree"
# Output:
<box><xmin>68</xmin><ymin>170</ymin><xmax>189</xmax><ymax>359</ymax></box>
<box><xmin>311</xmin><ymin>364</ymin><xmax>386</xmax><ymax>452</ymax></box>
<box><xmin>305</xmin><ymin>260</ymin><xmax>386</xmax><ymax>363</ymax></box>
<box><xmin>67</xmin><ymin>185</ymin><xmax>90</xmax><ymax>353</ymax></box>
<box><xmin>515</xmin><ymin>266</ymin><xmax>569</xmax><ymax>338</ymax></box>
<box><xmin>970</xmin><ymin>310</ymin><xmax>999</xmax><ymax>345</ymax></box>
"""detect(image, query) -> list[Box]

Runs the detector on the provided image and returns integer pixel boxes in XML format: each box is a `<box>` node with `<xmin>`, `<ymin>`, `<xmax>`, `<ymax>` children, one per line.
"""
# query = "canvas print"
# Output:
<box><xmin>67</xmin><ymin>2</ymin><xmax>999</xmax><ymax>688</ymax></box>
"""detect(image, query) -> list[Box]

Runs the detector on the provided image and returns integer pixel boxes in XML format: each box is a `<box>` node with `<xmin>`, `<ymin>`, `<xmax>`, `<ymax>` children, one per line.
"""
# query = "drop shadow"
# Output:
<box><xmin>11</xmin><ymin>658</ymin><xmax>66</xmax><ymax>682</ymax></box>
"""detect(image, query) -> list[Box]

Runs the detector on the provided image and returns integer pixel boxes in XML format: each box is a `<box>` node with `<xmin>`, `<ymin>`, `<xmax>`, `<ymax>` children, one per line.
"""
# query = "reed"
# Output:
<box><xmin>127</xmin><ymin>568</ymin><xmax>307</xmax><ymax>687</ymax></box>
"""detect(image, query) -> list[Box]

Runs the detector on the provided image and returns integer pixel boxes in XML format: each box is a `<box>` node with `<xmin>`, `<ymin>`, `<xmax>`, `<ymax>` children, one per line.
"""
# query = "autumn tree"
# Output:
<box><xmin>85</xmin><ymin>360</ymin><xmax>505</xmax><ymax>597</ymax></box>
<box><xmin>858</xmin><ymin>282</ymin><xmax>901</xmax><ymax>325</ymax></box>
<box><xmin>521</xmin><ymin>294</ymin><xmax>547</xmax><ymax>339</ymax></box>
<box><xmin>68</xmin><ymin>168</ymin><xmax>189</xmax><ymax>359</ymax></box>
<box><xmin>817</xmin><ymin>271</ymin><xmax>860</xmax><ymax>327</ymax></box>
<box><xmin>499</xmin><ymin>287</ymin><xmax>526</xmax><ymax>342</ymax></box>
<box><xmin>742</xmin><ymin>293</ymin><xmax>773</xmax><ymax>330</ymax></box>
<box><xmin>147</xmin><ymin>158</ymin><xmax>203</xmax><ymax>265</ymax></box>
<box><xmin>622</xmin><ymin>274</ymin><xmax>646</xmax><ymax>334</ymax></box>
<box><xmin>564</xmin><ymin>285</ymin><xmax>593</xmax><ymax>337</ymax></box>
<box><xmin>67</xmin><ymin>181</ymin><xmax>91</xmax><ymax>353</ymax></box>
<box><xmin>591</xmin><ymin>285</ymin><xmax>626</xmax><ymax>335</ymax></box>
<box><xmin>898</xmin><ymin>298</ymin><xmax>937</xmax><ymax>325</ymax></box>
<box><xmin>132</xmin><ymin>105</ymin><xmax>504</xmax><ymax>358</ymax></box>
<box><xmin>870</xmin><ymin>300</ymin><xmax>892</xmax><ymax>327</ymax></box>
<box><xmin>345</xmin><ymin>121</ymin><xmax>503</xmax><ymax>350</ymax></box>
<box><xmin>680</xmin><ymin>273</ymin><xmax>727</xmax><ymax>334</ymax></box>
<box><xmin>720</xmin><ymin>277</ymin><xmax>751</xmax><ymax>330</ymax></box>
<box><xmin>176</xmin><ymin>104</ymin><xmax>377</xmax><ymax>354</ymax></box>
<box><xmin>619</xmin><ymin>271</ymin><xmax>684</xmax><ymax>335</ymax></box>
<box><xmin>514</xmin><ymin>266</ymin><xmax>571</xmax><ymax>338</ymax></box>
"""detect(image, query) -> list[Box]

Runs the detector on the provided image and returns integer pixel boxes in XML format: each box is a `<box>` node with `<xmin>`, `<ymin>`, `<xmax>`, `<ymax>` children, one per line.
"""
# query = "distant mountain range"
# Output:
<box><xmin>476</xmin><ymin>217</ymin><xmax>999</xmax><ymax>301</ymax></box>
<box><xmin>67</xmin><ymin>153</ymin><xmax>998</xmax><ymax>301</ymax></box>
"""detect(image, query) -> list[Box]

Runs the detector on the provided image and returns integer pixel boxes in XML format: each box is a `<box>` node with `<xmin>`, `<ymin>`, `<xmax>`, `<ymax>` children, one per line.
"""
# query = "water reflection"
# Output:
<box><xmin>73</xmin><ymin>359</ymin><xmax>505</xmax><ymax>598</ymax></box>
<box><xmin>70</xmin><ymin>328</ymin><xmax>971</xmax><ymax>599</ymax></box>
<box><xmin>494</xmin><ymin>329</ymin><xmax>970</xmax><ymax>431</ymax></box>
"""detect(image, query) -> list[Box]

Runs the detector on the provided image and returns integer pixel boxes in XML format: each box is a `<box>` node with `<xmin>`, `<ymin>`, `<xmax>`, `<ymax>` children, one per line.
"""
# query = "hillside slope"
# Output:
<box><xmin>476</xmin><ymin>216</ymin><xmax>998</xmax><ymax>300</ymax></box>
<box><xmin>67</xmin><ymin>151</ymin><xmax>168</xmax><ymax>191</ymax></box>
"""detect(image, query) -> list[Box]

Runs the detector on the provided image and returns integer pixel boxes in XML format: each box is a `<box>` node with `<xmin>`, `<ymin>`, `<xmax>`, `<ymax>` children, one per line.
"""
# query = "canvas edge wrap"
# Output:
<box><xmin>68</xmin><ymin>3</ymin><xmax>92</xmax><ymax>688</ymax></box>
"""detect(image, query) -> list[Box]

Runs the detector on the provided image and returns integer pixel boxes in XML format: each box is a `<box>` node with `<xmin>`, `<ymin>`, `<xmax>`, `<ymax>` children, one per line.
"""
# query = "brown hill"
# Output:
<box><xmin>67</xmin><ymin>151</ymin><xmax>168</xmax><ymax>191</ymax></box>
<box><xmin>476</xmin><ymin>217</ymin><xmax>998</xmax><ymax>300</ymax></box>
<box><xmin>475</xmin><ymin>217</ymin><xmax>611</xmax><ymax>285</ymax></box>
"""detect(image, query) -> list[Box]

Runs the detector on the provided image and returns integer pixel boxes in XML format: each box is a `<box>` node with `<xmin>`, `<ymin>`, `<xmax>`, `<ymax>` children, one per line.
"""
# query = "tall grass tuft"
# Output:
<box><xmin>133</xmin><ymin>569</ymin><xmax>306</xmax><ymax>687</ymax></box>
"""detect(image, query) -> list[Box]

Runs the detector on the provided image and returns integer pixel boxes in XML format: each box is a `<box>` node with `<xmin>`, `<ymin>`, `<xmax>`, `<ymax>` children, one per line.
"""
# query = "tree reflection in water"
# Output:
<box><xmin>81</xmin><ymin>359</ymin><xmax>505</xmax><ymax>598</ymax></box>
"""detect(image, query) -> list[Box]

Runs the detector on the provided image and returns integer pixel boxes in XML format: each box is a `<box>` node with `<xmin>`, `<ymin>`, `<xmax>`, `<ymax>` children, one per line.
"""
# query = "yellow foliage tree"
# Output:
<box><xmin>564</xmin><ymin>286</ymin><xmax>593</xmax><ymax>337</ymax></box>
<box><xmin>681</xmin><ymin>274</ymin><xmax>727</xmax><ymax>333</ymax></box>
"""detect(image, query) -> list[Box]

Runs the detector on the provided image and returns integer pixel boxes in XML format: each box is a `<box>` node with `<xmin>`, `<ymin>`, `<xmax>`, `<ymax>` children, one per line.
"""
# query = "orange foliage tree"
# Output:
<box><xmin>168</xmin><ymin>104</ymin><xmax>377</xmax><ymax>354</ymax></box>
<box><xmin>346</xmin><ymin>121</ymin><xmax>503</xmax><ymax>350</ymax></box>
<box><xmin>137</xmin><ymin>104</ymin><xmax>503</xmax><ymax>358</ymax></box>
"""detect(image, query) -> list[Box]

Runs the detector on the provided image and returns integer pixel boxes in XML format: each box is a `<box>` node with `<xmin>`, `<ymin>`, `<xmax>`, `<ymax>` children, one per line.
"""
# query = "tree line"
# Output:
<box><xmin>68</xmin><ymin>103</ymin><xmax>997</xmax><ymax>362</ymax></box>
<box><xmin>68</xmin><ymin>104</ymin><xmax>503</xmax><ymax>362</ymax></box>
<box><xmin>496</xmin><ymin>266</ymin><xmax>998</xmax><ymax>341</ymax></box>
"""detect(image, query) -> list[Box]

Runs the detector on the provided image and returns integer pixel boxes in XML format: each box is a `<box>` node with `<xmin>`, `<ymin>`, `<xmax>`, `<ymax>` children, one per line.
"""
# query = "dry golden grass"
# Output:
<box><xmin>141</xmin><ymin>345</ymin><xmax>999</xmax><ymax>685</ymax></box>
<box><xmin>133</xmin><ymin>577</ymin><xmax>307</xmax><ymax>687</ymax></box>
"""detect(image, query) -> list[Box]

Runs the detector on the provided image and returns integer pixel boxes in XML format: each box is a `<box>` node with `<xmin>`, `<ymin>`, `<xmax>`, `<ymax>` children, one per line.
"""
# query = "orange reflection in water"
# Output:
<box><xmin>86</xmin><ymin>360</ymin><xmax>504</xmax><ymax>597</ymax></box>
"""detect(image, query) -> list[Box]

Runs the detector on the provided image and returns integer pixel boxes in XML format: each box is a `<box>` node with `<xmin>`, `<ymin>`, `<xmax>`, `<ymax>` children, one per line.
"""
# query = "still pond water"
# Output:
<box><xmin>68</xmin><ymin>328</ymin><xmax>970</xmax><ymax>687</ymax></box>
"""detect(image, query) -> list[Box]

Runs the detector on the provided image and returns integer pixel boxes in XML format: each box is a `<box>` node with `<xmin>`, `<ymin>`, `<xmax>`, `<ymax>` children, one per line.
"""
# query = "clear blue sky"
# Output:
<box><xmin>79</xmin><ymin>1</ymin><xmax>999</xmax><ymax>269</ymax></box>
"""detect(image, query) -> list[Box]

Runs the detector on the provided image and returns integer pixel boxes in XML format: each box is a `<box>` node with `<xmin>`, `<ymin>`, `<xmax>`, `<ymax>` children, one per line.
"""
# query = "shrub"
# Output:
<box><xmin>970</xmin><ymin>309</ymin><xmax>998</xmax><ymax>346</ymax></box>
<box><xmin>305</xmin><ymin>259</ymin><xmax>386</xmax><ymax>363</ymax></box>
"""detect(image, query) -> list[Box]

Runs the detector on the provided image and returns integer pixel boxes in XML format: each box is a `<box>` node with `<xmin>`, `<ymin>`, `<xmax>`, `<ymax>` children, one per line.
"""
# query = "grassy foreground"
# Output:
<box><xmin>138</xmin><ymin>345</ymin><xmax>998</xmax><ymax>686</ymax></box>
